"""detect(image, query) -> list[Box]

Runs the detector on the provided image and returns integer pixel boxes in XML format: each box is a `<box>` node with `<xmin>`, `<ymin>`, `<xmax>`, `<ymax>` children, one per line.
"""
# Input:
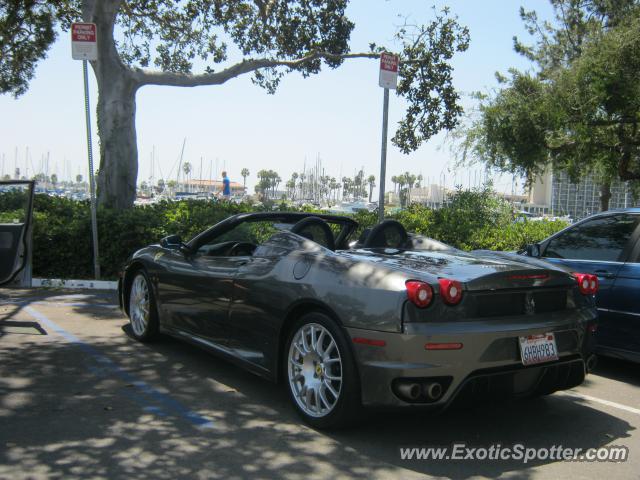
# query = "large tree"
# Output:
<box><xmin>458</xmin><ymin>0</ymin><xmax>640</xmax><ymax>211</ymax></box>
<box><xmin>2</xmin><ymin>1</ymin><xmax>469</xmax><ymax>209</ymax></box>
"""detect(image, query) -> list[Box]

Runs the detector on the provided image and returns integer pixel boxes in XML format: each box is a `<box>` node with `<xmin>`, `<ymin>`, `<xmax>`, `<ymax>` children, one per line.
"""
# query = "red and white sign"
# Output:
<box><xmin>379</xmin><ymin>52</ymin><xmax>399</xmax><ymax>89</ymax></box>
<box><xmin>71</xmin><ymin>23</ymin><xmax>97</xmax><ymax>61</ymax></box>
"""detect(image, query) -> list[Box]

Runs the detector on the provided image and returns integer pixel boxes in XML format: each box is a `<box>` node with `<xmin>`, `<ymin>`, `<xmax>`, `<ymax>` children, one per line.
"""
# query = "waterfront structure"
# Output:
<box><xmin>525</xmin><ymin>170</ymin><xmax>639</xmax><ymax>220</ymax></box>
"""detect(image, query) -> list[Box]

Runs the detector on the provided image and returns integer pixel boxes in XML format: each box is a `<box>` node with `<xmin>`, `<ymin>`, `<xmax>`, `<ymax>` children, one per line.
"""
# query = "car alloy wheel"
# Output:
<box><xmin>129</xmin><ymin>273</ymin><xmax>150</xmax><ymax>337</ymax></box>
<box><xmin>287</xmin><ymin>322</ymin><xmax>343</xmax><ymax>418</ymax></box>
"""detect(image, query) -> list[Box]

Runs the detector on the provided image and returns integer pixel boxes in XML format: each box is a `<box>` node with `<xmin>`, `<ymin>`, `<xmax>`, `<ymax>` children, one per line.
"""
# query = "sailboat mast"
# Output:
<box><xmin>176</xmin><ymin>138</ymin><xmax>186</xmax><ymax>188</ymax></box>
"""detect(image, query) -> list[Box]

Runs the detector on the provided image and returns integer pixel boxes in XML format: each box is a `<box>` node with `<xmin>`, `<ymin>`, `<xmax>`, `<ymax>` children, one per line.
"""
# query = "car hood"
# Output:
<box><xmin>339</xmin><ymin>248</ymin><xmax>574</xmax><ymax>290</ymax></box>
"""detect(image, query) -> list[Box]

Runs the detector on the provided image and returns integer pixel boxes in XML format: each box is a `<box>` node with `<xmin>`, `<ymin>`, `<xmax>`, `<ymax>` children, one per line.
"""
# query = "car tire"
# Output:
<box><xmin>284</xmin><ymin>311</ymin><xmax>361</xmax><ymax>429</ymax></box>
<box><xmin>127</xmin><ymin>269</ymin><xmax>159</xmax><ymax>342</ymax></box>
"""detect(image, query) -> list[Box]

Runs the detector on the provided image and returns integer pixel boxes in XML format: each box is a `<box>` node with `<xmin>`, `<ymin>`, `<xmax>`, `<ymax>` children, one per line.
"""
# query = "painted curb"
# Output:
<box><xmin>32</xmin><ymin>278</ymin><xmax>117</xmax><ymax>290</ymax></box>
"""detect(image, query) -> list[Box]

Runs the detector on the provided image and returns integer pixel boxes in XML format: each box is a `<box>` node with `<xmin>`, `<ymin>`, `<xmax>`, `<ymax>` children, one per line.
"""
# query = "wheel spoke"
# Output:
<box><xmin>315</xmin><ymin>329</ymin><xmax>325</xmax><ymax>354</ymax></box>
<box><xmin>310</xmin><ymin>326</ymin><xmax>317</xmax><ymax>353</ymax></box>
<box><xmin>301</xmin><ymin>329</ymin><xmax>310</xmax><ymax>353</ymax></box>
<box><xmin>318</xmin><ymin>387</ymin><xmax>331</xmax><ymax>410</ymax></box>
<box><xmin>324</xmin><ymin>371</ymin><xmax>341</xmax><ymax>381</ymax></box>
<box><xmin>305</xmin><ymin>386</ymin><xmax>314</xmax><ymax>410</ymax></box>
<box><xmin>314</xmin><ymin>387</ymin><xmax>321</xmax><ymax>413</ymax></box>
<box><xmin>323</xmin><ymin>379</ymin><xmax>339</xmax><ymax>398</ymax></box>
<box><xmin>293</xmin><ymin>343</ymin><xmax>305</xmax><ymax>357</ymax></box>
<box><xmin>298</xmin><ymin>384</ymin><xmax>307</xmax><ymax>399</ymax></box>
<box><xmin>323</xmin><ymin>340</ymin><xmax>336</xmax><ymax>360</ymax></box>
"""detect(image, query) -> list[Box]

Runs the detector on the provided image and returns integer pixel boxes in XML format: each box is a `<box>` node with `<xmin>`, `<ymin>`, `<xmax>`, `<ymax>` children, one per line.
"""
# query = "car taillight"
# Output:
<box><xmin>406</xmin><ymin>280</ymin><xmax>433</xmax><ymax>308</ymax></box>
<box><xmin>574</xmin><ymin>273</ymin><xmax>599</xmax><ymax>295</ymax></box>
<box><xmin>438</xmin><ymin>278</ymin><xmax>463</xmax><ymax>305</ymax></box>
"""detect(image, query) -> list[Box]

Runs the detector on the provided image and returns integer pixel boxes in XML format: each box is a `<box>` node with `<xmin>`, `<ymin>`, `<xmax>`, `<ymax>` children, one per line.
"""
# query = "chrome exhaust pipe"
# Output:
<box><xmin>424</xmin><ymin>382</ymin><xmax>443</xmax><ymax>401</ymax></box>
<box><xmin>586</xmin><ymin>354</ymin><xmax>598</xmax><ymax>373</ymax></box>
<box><xmin>397</xmin><ymin>382</ymin><xmax>422</xmax><ymax>401</ymax></box>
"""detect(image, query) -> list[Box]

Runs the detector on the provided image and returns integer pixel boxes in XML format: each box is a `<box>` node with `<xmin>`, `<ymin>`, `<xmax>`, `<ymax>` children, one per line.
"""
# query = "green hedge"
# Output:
<box><xmin>1</xmin><ymin>188</ymin><xmax>568</xmax><ymax>280</ymax></box>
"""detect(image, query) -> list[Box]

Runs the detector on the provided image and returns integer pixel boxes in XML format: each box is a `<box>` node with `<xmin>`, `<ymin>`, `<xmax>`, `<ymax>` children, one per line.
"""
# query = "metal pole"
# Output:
<box><xmin>83</xmin><ymin>59</ymin><xmax>100</xmax><ymax>279</ymax></box>
<box><xmin>377</xmin><ymin>88</ymin><xmax>390</xmax><ymax>223</ymax></box>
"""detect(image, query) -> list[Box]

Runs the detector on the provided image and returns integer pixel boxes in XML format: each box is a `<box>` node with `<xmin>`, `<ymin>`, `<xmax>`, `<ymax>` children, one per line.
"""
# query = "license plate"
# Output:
<box><xmin>519</xmin><ymin>333</ymin><xmax>558</xmax><ymax>366</ymax></box>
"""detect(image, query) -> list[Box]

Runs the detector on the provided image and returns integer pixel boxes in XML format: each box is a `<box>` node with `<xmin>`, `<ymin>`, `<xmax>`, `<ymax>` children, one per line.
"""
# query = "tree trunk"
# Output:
<box><xmin>87</xmin><ymin>0</ymin><xmax>139</xmax><ymax>209</ymax></box>
<box><xmin>95</xmin><ymin>75</ymin><xmax>139</xmax><ymax>208</ymax></box>
<box><xmin>599</xmin><ymin>181</ymin><xmax>611</xmax><ymax>212</ymax></box>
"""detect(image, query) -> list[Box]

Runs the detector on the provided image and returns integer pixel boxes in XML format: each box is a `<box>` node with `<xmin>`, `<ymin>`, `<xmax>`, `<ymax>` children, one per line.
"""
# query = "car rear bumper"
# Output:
<box><xmin>346</xmin><ymin>307</ymin><xmax>597</xmax><ymax>408</ymax></box>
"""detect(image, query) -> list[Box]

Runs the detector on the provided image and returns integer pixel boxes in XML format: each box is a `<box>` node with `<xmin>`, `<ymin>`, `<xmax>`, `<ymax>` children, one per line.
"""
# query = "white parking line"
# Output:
<box><xmin>559</xmin><ymin>391</ymin><xmax>640</xmax><ymax>416</ymax></box>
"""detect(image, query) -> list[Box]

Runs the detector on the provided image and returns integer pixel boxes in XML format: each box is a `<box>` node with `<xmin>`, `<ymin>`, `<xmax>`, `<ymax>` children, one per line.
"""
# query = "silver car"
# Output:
<box><xmin>119</xmin><ymin>213</ymin><xmax>599</xmax><ymax>428</ymax></box>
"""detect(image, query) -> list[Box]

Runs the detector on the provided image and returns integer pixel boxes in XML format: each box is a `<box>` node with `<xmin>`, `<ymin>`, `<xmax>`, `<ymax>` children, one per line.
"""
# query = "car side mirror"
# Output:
<box><xmin>160</xmin><ymin>234</ymin><xmax>182</xmax><ymax>248</ymax></box>
<box><xmin>161</xmin><ymin>235</ymin><xmax>193</xmax><ymax>255</ymax></box>
<box><xmin>526</xmin><ymin>243</ymin><xmax>541</xmax><ymax>258</ymax></box>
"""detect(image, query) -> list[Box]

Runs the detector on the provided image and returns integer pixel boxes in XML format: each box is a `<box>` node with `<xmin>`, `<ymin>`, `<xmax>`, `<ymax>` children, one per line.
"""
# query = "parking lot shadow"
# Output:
<box><xmin>117</xmin><ymin>331</ymin><xmax>634</xmax><ymax>479</ymax></box>
<box><xmin>0</xmin><ymin>289</ymin><xmax>635</xmax><ymax>479</ymax></box>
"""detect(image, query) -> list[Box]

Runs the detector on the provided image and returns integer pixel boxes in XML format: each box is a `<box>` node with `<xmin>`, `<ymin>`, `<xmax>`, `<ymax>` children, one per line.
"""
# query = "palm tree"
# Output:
<box><xmin>397</xmin><ymin>174</ymin><xmax>406</xmax><ymax>193</ymax></box>
<box><xmin>329</xmin><ymin>178</ymin><xmax>338</xmax><ymax>204</ymax></box>
<box><xmin>367</xmin><ymin>175</ymin><xmax>376</xmax><ymax>203</ymax></box>
<box><xmin>341</xmin><ymin>177</ymin><xmax>351</xmax><ymax>201</ymax></box>
<box><xmin>353</xmin><ymin>169</ymin><xmax>365</xmax><ymax>199</ymax></box>
<box><xmin>396</xmin><ymin>174</ymin><xmax>407</xmax><ymax>207</ymax></box>
<box><xmin>274</xmin><ymin>174</ymin><xmax>282</xmax><ymax>196</ymax></box>
<box><xmin>299</xmin><ymin>173</ymin><xmax>306</xmax><ymax>200</ymax></box>
<box><xmin>257</xmin><ymin>169</ymin><xmax>271</xmax><ymax>200</ymax></box>
<box><xmin>291</xmin><ymin>172</ymin><xmax>299</xmax><ymax>199</ymax></box>
<box><xmin>391</xmin><ymin>175</ymin><xmax>398</xmax><ymax>194</ymax></box>
<box><xmin>182</xmin><ymin>162</ymin><xmax>192</xmax><ymax>192</ymax></box>
<box><xmin>286</xmin><ymin>179</ymin><xmax>295</xmax><ymax>198</ymax></box>
<box><xmin>404</xmin><ymin>172</ymin><xmax>416</xmax><ymax>205</ymax></box>
<box><xmin>241</xmin><ymin>168</ymin><xmax>249</xmax><ymax>192</ymax></box>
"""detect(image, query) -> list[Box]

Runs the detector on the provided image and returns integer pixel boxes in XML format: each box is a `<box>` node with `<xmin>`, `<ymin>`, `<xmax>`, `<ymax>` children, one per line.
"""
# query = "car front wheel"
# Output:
<box><xmin>128</xmin><ymin>270</ymin><xmax>159</xmax><ymax>341</ymax></box>
<box><xmin>285</xmin><ymin>312</ymin><xmax>360</xmax><ymax>429</ymax></box>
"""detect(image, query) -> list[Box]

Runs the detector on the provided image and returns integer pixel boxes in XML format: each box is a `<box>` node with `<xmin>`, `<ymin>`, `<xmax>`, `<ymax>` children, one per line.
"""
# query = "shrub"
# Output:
<box><xmin>2</xmin><ymin>190</ymin><xmax>567</xmax><ymax>280</ymax></box>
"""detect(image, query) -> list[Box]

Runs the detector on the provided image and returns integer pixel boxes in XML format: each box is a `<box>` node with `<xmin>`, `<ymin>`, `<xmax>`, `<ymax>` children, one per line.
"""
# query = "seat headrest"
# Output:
<box><xmin>362</xmin><ymin>219</ymin><xmax>409</xmax><ymax>249</ymax></box>
<box><xmin>290</xmin><ymin>216</ymin><xmax>336</xmax><ymax>251</ymax></box>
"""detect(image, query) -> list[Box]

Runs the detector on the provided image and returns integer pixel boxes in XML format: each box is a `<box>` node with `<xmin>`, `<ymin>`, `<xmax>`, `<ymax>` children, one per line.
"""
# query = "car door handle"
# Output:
<box><xmin>594</xmin><ymin>270</ymin><xmax>615</xmax><ymax>279</ymax></box>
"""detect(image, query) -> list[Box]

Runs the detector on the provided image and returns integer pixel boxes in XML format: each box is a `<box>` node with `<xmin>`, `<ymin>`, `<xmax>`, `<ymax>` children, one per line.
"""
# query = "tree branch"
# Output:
<box><xmin>133</xmin><ymin>51</ymin><xmax>379</xmax><ymax>87</ymax></box>
<box><xmin>618</xmin><ymin>151</ymin><xmax>640</xmax><ymax>180</ymax></box>
<box><xmin>254</xmin><ymin>0</ymin><xmax>277</xmax><ymax>21</ymax></box>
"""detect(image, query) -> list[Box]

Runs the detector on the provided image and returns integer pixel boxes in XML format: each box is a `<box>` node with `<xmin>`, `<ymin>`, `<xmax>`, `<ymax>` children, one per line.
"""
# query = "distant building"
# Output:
<box><xmin>525</xmin><ymin>170</ymin><xmax>639</xmax><ymax>219</ymax></box>
<box><xmin>184</xmin><ymin>179</ymin><xmax>245</xmax><ymax>195</ymax></box>
<box><xmin>387</xmin><ymin>184</ymin><xmax>451</xmax><ymax>207</ymax></box>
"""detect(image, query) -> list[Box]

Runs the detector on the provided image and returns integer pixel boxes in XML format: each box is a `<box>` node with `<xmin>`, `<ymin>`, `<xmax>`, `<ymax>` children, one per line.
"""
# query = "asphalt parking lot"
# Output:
<box><xmin>1</xmin><ymin>288</ymin><xmax>639</xmax><ymax>479</ymax></box>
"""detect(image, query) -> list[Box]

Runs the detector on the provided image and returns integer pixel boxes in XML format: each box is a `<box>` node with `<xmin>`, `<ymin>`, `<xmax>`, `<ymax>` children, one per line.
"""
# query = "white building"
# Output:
<box><xmin>525</xmin><ymin>170</ymin><xmax>639</xmax><ymax>219</ymax></box>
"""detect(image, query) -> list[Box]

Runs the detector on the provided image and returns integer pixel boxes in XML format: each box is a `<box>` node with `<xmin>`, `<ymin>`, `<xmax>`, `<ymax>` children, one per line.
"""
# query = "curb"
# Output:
<box><xmin>32</xmin><ymin>278</ymin><xmax>118</xmax><ymax>290</ymax></box>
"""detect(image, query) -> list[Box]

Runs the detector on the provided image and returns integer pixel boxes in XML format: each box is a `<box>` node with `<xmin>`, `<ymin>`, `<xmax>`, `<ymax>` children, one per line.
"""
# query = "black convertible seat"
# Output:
<box><xmin>363</xmin><ymin>219</ymin><xmax>409</xmax><ymax>249</ymax></box>
<box><xmin>290</xmin><ymin>216</ymin><xmax>336</xmax><ymax>251</ymax></box>
<box><xmin>354</xmin><ymin>228</ymin><xmax>371</xmax><ymax>247</ymax></box>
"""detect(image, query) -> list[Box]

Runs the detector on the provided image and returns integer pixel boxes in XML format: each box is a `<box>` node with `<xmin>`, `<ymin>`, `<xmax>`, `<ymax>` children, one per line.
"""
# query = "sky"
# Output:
<box><xmin>0</xmin><ymin>0</ymin><xmax>554</xmax><ymax>196</ymax></box>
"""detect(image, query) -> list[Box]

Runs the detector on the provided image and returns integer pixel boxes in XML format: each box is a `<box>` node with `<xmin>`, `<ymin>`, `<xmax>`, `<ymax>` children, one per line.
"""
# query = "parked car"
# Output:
<box><xmin>119</xmin><ymin>213</ymin><xmax>598</xmax><ymax>428</ymax></box>
<box><xmin>522</xmin><ymin>208</ymin><xmax>640</xmax><ymax>363</ymax></box>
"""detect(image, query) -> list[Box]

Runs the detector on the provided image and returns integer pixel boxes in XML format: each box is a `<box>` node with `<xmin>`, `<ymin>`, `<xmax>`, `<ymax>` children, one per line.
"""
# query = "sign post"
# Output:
<box><xmin>71</xmin><ymin>23</ymin><xmax>100</xmax><ymax>279</ymax></box>
<box><xmin>377</xmin><ymin>53</ymin><xmax>399</xmax><ymax>223</ymax></box>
